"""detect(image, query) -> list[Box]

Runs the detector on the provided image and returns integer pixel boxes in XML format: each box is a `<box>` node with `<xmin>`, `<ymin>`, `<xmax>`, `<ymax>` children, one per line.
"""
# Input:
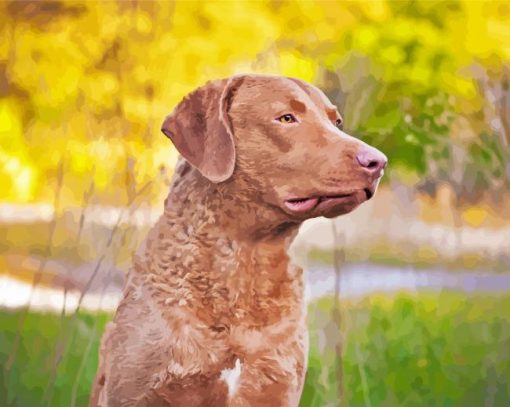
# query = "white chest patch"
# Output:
<box><xmin>220</xmin><ymin>358</ymin><xmax>242</xmax><ymax>397</ymax></box>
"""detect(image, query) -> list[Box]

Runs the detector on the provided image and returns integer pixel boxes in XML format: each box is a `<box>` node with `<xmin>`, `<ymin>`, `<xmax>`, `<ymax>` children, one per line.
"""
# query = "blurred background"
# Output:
<box><xmin>1</xmin><ymin>0</ymin><xmax>510</xmax><ymax>406</ymax></box>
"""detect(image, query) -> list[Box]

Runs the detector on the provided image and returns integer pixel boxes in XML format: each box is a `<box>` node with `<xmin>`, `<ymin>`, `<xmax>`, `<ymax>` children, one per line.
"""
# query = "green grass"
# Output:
<box><xmin>0</xmin><ymin>311</ymin><xmax>111</xmax><ymax>407</ymax></box>
<box><xmin>1</xmin><ymin>291</ymin><xmax>510</xmax><ymax>406</ymax></box>
<box><xmin>303</xmin><ymin>292</ymin><xmax>510</xmax><ymax>406</ymax></box>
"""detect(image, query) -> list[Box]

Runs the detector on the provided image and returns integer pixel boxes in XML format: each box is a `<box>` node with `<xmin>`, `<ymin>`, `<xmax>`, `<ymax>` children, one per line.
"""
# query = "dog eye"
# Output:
<box><xmin>335</xmin><ymin>118</ymin><xmax>343</xmax><ymax>130</ymax></box>
<box><xmin>276</xmin><ymin>114</ymin><xmax>297</xmax><ymax>124</ymax></box>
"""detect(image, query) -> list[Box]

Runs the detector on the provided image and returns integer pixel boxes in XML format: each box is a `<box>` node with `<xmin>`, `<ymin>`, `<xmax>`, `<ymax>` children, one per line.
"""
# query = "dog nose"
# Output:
<box><xmin>356</xmin><ymin>147</ymin><xmax>387</xmax><ymax>176</ymax></box>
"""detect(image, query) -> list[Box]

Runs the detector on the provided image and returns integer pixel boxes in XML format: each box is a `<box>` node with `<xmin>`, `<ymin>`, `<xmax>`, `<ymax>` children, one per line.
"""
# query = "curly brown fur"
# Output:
<box><xmin>90</xmin><ymin>74</ymin><xmax>386</xmax><ymax>407</ymax></box>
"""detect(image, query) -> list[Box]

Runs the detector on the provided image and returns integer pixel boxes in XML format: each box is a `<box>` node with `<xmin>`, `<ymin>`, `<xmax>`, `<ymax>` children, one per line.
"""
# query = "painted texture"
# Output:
<box><xmin>90</xmin><ymin>75</ymin><xmax>384</xmax><ymax>406</ymax></box>
<box><xmin>1</xmin><ymin>1</ymin><xmax>510</xmax><ymax>406</ymax></box>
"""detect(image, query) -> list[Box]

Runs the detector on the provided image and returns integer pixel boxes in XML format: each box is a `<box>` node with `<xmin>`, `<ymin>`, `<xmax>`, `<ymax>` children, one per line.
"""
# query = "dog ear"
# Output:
<box><xmin>161</xmin><ymin>76</ymin><xmax>244</xmax><ymax>183</ymax></box>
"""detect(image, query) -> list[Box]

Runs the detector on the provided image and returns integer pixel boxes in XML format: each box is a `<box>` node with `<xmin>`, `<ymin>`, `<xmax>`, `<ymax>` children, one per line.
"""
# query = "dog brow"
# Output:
<box><xmin>290</xmin><ymin>99</ymin><xmax>306</xmax><ymax>113</ymax></box>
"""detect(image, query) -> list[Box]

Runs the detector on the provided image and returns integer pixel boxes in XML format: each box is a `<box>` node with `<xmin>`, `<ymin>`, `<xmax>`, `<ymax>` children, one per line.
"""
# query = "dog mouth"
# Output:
<box><xmin>284</xmin><ymin>193</ymin><xmax>353</xmax><ymax>213</ymax></box>
<box><xmin>284</xmin><ymin>188</ymin><xmax>375</xmax><ymax>214</ymax></box>
<box><xmin>364</xmin><ymin>188</ymin><xmax>373</xmax><ymax>200</ymax></box>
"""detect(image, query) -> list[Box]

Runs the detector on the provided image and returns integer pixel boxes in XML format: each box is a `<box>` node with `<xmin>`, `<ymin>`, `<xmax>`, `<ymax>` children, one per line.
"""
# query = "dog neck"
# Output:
<box><xmin>163</xmin><ymin>160</ymin><xmax>301</xmax><ymax>244</ymax></box>
<box><xmin>136</xmin><ymin>163</ymin><xmax>304</xmax><ymax>325</ymax></box>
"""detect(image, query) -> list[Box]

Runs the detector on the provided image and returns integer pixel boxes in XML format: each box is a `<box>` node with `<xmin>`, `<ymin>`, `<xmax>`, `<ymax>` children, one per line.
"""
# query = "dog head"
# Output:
<box><xmin>162</xmin><ymin>74</ymin><xmax>387</xmax><ymax>222</ymax></box>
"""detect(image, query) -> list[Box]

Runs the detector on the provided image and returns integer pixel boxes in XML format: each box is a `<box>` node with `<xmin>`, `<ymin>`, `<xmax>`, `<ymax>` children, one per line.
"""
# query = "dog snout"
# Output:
<box><xmin>355</xmin><ymin>146</ymin><xmax>387</xmax><ymax>178</ymax></box>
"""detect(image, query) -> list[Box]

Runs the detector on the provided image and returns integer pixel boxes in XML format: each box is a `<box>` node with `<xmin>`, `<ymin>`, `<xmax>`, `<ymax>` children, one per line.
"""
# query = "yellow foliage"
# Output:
<box><xmin>358</xmin><ymin>1</ymin><xmax>389</xmax><ymax>22</ymax></box>
<box><xmin>0</xmin><ymin>150</ymin><xmax>37</xmax><ymax>201</ymax></box>
<box><xmin>462</xmin><ymin>207</ymin><xmax>488</xmax><ymax>228</ymax></box>
<box><xmin>460</xmin><ymin>0</ymin><xmax>510</xmax><ymax>60</ymax></box>
<box><xmin>278</xmin><ymin>51</ymin><xmax>317</xmax><ymax>83</ymax></box>
<box><xmin>0</xmin><ymin>0</ymin><xmax>508</xmax><ymax>205</ymax></box>
<box><xmin>0</xmin><ymin>100</ymin><xmax>22</xmax><ymax>135</ymax></box>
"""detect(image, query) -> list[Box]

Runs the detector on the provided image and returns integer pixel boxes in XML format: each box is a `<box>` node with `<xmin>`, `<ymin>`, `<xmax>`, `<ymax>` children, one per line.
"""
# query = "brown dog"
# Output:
<box><xmin>90</xmin><ymin>74</ymin><xmax>386</xmax><ymax>406</ymax></box>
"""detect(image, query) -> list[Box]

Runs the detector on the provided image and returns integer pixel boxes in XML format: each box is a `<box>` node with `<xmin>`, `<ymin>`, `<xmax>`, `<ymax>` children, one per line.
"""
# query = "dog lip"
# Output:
<box><xmin>284</xmin><ymin>193</ymin><xmax>354</xmax><ymax>213</ymax></box>
<box><xmin>315</xmin><ymin>193</ymin><xmax>357</xmax><ymax>211</ymax></box>
<box><xmin>284</xmin><ymin>197</ymin><xmax>320</xmax><ymax>212</ymax></box>
<box><xmin>364</xmin><ymin>188</ymin><xmax>374</xmax><ymax>200</ymax></box>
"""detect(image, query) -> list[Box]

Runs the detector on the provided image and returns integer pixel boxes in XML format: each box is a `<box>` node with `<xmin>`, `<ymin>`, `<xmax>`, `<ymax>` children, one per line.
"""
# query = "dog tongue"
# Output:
<box><xmin>284</xmin><ymin>197</ymin><xmax>319</xmax><ymax>212</ymax></box>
